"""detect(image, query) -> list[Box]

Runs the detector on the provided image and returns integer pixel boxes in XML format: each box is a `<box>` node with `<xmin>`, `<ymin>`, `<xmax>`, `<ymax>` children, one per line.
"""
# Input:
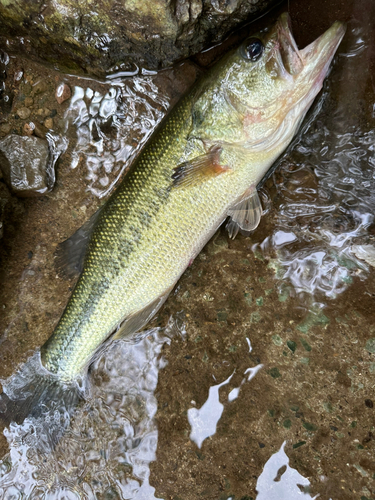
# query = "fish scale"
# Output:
<box><xmin>39</xmin><ymin>14</ymin><xmax>345</xmax><ymax>384</ymax></box>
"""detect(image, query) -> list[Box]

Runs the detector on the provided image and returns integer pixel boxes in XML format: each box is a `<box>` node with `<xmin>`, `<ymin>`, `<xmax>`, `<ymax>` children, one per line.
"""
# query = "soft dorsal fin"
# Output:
<box><xmin>172</xmin><ymin>145</ymin><xmax>231</xmax><ymax>188</ymax></box>
<box><xmin>226</xmin><ymin>187</ymin><xmax>263</xmax><ymax>239</ymax></box>
<box><xmin>55</xmin><ymin>207</ymin><xmax>103</xmax><ymax>279</ymax></box>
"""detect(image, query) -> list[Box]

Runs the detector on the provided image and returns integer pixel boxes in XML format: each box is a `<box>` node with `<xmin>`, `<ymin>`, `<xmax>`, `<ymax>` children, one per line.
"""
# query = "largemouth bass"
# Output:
<box><xmin>1</xmin><ymin>14</ymin><xmax>345</xmax><ymax>421</ymax></box>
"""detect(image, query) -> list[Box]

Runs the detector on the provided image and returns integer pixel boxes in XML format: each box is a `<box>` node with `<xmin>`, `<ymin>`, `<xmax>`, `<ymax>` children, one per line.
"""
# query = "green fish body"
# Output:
<box><xmin>39</xmin><ymin>14</ymin><xmax>345</xmax><ymax>383</ymax></box>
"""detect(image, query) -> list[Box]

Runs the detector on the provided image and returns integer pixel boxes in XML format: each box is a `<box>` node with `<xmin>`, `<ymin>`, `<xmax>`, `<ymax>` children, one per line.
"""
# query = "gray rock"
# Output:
<box><xmin>0</xmin><ymin>0</ymin><xmax>277</xmax><ymax>77</ymax></box>
<box><xmin>0</xmin><ymin>135</ymin><xmax>54</xmax><ymax>197</ymax></box>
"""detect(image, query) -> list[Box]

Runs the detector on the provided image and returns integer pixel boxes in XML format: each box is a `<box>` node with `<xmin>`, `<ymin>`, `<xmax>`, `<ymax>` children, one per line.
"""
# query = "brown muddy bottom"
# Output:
<box><xmin>0</xmin><ymin>0</ymin><xmax>375</xmax><ymax>499</ymax></box>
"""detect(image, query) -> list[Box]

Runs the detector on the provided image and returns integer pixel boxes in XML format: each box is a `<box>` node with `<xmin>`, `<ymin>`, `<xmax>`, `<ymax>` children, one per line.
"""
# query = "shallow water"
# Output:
<box><xmin>0</xmin><ymin>0</ymin><xmax>375</xmax><ymax>499</ymax></box>
<box><xmin>65</xmin><ymin>79</ymin><xmax>169</xmax><ymax>198</ymax></box>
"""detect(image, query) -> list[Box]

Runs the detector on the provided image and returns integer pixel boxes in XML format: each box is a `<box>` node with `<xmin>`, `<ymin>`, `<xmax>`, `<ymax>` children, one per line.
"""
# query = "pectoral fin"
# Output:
<box><xmin>172</xmin><ymin>145</ymin><xmax>230</xmax><ymax>188</ymax></box>
<box><xmin>226</xmin><ymin>188</ymin><xmax>263</xmax><ymax>239</ymax></box>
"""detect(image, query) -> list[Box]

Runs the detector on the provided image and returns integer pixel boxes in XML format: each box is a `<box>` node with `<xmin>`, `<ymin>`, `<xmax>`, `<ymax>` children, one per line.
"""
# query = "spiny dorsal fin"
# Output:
<box><xmin>226</xmin><ymin>187</ymin><xmax>263</xmax><ymax>239</ymax></box>
<box><xmin>172</xmin><ymin>145</ymin><xmax>231</xmax><ymax>188</ymax></box>
<box><xmin>55</xmin><ymin>207</ymin><xmax>103</xmax><ymax>279</ymax></box>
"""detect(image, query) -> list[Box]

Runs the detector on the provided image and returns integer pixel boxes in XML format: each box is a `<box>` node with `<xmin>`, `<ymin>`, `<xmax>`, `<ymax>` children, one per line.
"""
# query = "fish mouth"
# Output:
<box><xmin>276</xmin><ymin>12</ymin><xmax>346</xmax><ymax>82</ymax></box>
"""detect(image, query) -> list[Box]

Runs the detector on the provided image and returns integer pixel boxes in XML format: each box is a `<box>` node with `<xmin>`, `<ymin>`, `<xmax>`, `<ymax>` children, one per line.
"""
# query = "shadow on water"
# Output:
<box><xmin>0</xmin><ymin>0</ymin><xmax>375</xmax><ymax>499</ymax></box>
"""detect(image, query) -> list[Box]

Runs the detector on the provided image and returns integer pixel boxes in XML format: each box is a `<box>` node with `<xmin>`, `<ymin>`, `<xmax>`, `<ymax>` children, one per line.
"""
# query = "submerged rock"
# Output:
<box><xmin>55</xmin><ymin>83</ymin><xmax>71</xmax><ymax>105</ymax></box>
<box><xmin>0</xmin><ymin>0</ymin><xmax>277</xmax><ymax>77</ymax></box>
<box><xmin>0</xmin><ymin>134</ymin><xmax>54</xmax><ymax>197</ymax></box>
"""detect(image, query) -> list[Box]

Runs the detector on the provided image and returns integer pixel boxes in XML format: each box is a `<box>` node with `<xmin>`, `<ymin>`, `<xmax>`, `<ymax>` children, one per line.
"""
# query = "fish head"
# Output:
<box><xmin>221</xmin><ymin>13</ymin><xmax>346</xmax><ymax>150</ymax></box>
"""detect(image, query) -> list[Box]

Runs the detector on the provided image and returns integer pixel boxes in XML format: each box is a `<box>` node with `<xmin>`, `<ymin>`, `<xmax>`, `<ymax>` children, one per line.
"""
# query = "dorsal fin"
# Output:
<box><xmin>55</xmin><ymin>207</ymin><xmax>103</xmax><ymax>279</ymax></box>
<box><xmin>226</xmin><ymin>187</ymin><xmax>263</xmax><ymax>239</ymax></box>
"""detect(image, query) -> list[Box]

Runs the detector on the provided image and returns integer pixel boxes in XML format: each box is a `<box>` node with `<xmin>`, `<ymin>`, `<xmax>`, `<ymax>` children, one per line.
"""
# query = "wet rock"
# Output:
<box><xmin>16</xmin><ymin>107</ymin><xmax>31</xmax><ymax>120</ymax></box>
<box><xmin>352</xmin><ymin>244</ymin><xmax>375</xmax><ymax>268</ymax></box>
<box><xmin>55</xmin><ymin>83</ymin><xmax>71</xmax><ymax>104</ymax></box>
<box><xmin>23</xmin><ymin>122</ymin><xmax>35</xmax><ymax>136</ymax></box>
<box><xmin>0</xmin><ymin>134</ymin><xmax>53</xmax><ymax>197</ymax></box>
<box><xmin>33</xmin><ymin>122</ymin><xmax>48</xmax><ymax>139</ymax></box>
<box><xmin>31</xmin><ymin>80</ymin><xmax>48</xmax><ymax>95</ymax></box>
<box><xmin>0</xmin><ymin>0</ymin><xmax>277</xmax><ymax>77</ymax></box>
<box><xmin>44</xmin><ymin>118</ymin><xmax>53</xmax><ymax>129</ymax></box>
<box><xmin>0</xmin><ymin>123</ymin><xmax>11</xmax><ymax>134</ymax></box>
<box><xmin>36</xmin><ymin>108</ymin><xmax>50</xmax><ymax>118</ymax></box>
<box><xmin>24</xmin><ymin>97</ymin><xmax>33</xmax><ymax>107</ymax></box>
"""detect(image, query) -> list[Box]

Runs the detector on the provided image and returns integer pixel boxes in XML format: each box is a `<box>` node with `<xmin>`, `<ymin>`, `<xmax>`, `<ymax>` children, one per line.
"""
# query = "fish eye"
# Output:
<box><xmin>242</xmin><ymin>37</ymin><xmax>264</xmax><ymax>62</ymax></box>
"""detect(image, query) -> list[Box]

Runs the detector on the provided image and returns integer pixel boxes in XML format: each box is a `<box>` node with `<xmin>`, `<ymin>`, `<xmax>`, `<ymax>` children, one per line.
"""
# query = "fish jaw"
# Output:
<box><xmin>298</xmin><ymin>19</ymin><xmax>347</xmax><ymax>91</ymax></box>
<box><xmin>275</xmin><ymin>13</ymin><xmax>346</xmax><ymax>110</ymax></box>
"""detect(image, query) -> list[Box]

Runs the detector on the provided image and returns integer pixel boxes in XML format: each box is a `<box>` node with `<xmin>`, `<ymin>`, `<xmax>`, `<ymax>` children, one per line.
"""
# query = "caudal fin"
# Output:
<box><xmin>0</xmin><ymin>352</ymin><xmax>82</xmax><ymax>449</ymax></box>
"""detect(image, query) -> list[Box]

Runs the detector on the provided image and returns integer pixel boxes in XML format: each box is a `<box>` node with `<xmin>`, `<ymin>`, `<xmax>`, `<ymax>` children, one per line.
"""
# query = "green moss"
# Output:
<box><xmin>297</xmin><ymin>310</ymin><xmax>329</xmax><ymax>333</ymax></box>
<box><xmin>217</xmin><ymin>310</ymin><xmax>227</xmax><ymax>322</ymax></box>
<box><xmin>300</xmin><ymin>338</ymin><xmax>311</xmax><ymax>352</ymax></box>
<box><xmin>244</xmin><ymin>292</ymin><xmax>252</xmax><ymax>306</ymax></box>
<box><xmin>293</xmin><ymin>441</ymin><xmax>306</xmax><ymax>449</ymax></box>
<box><xmin>283</xmin><ymin>418</ymin><xmax>292</xmax><ymax>429</ymax></box>
<box><xmin>365</xmin><ymin>338</ymin><xmax>375</xmax><ymax>353</ymax></box>
<box><xmin>250</xmin><ymin>311</ymin><xmax>261</xmax><ymax>323</ymax></box>
<box><xmin>256</xmin><ymin>297</ymin><xmax>263</xmax><ymax>306</ymax></box>
<box><xmin>272</xmin><ymin>335</ymin><xmax>283</xmax><ymax>346</ymax></box>
<box><xmin>303</xmin><ymin>422</ymin><xmax>317</xmax><ymax>432</ymax></box>
<box><xmin>323</xmin><ymin>402</ymin><xmax>333</xmax><ymax>413</ymax></box>
<box><xmin>268</xmin><ymin>367</ymin><xmax>281</xmax><ymax>379</ymax></box>
<box><xmin>287</xmin><ymin>340</ymin><xmax>297</xmax><ymax>352</ymax></box>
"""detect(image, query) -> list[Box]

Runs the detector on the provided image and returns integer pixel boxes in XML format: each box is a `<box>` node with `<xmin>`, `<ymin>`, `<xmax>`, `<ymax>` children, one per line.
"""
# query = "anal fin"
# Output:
<box><xmin>172</xmin><ymin>145</ymin><xmax>230</xmax><ymax>188</ymax></box>
<box><xmin>226</xmin><ymin>187</ymin><xmax>263</xmax><ymax>239</ymax></box>
<box><xmin>112</xmin><ymin>288</ymin><xmax>173</xmax><ymax>341</ymax></box>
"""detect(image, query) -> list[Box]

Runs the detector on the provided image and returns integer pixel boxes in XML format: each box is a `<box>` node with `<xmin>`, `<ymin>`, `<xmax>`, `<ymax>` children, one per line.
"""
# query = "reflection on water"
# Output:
<box><xmin>188</xmin><ymin>336</ymin><xmax>263</xmax><ymax>449</ymax></box>
<box><xmin>64</xmin><ymin>78</ymin><xmax>169</xmax><ymax>198</ymax></box>
<box><xmin>0</xmin><ymin>322</ymin><xmax>183</xmax><ymax>498</ymax></box>
<box><xmin>0</xmin><ymin>324</ymin><xmax>266</xmax><ymax>497</ymax></box>
<box><xmin>188</xmin><ymin>372</ymin><xmax>234</xmax><ymax>449</ymax></box>
<box><xmin>255</xmin><ymin>442</ymin><xmax>318</xmax><ymax>500</ymax></box>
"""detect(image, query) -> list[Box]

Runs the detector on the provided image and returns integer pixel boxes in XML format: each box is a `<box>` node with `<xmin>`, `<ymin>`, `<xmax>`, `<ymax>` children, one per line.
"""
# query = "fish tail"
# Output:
<box><xmin>0</xmin><ymin>353</ymin><xmax>81</xmax><ymax>449</ymax></box>
<box><xmin>0</xmin><ymin>377</ymin><xmax>80</xmax><ymax>426</ymax></box>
